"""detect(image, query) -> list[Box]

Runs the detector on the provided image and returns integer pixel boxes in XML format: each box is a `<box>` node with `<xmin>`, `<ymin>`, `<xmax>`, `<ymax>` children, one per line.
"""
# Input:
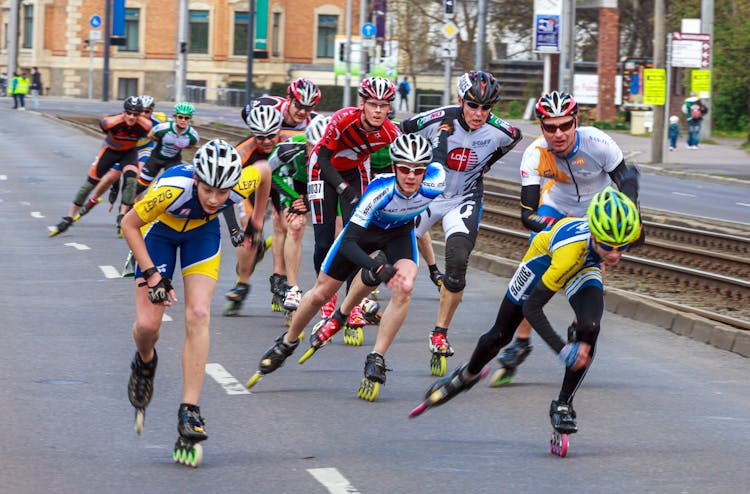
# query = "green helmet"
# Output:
<box><xmin>174</xmin><ymin>101</ymin><xmax>194</xmax><ymax>116</ymax></box>
<box><xmin>587</xmin><ymin>187</ymin><xmax>641</xmax><ymax>245</ymax></box>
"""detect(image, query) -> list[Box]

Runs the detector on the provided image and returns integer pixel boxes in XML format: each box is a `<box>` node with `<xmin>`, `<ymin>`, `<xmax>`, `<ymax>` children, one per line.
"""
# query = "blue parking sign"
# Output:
<box><xmin>90</xmin><ymin>14</ymin><xmax>102</xmax><ymax>28</ymax></box>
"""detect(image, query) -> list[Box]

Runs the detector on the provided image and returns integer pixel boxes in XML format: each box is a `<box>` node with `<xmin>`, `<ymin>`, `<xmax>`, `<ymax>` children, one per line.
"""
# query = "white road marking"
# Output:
<box><xmin>162</xmin><ymin>313</ymin><xmax>173</xmax><ymax>322</ymax></box>
<box><xmin>31</xmin><ymin>211</ymin><xmax>44</xmax><ymax>218</ymax></box>
<box><xmin>308</xmin><ymin>468</ymin><xmax>361</xmax><ymax>494</ymax></box>
<box><xmin>99</xmin><ymin>265</ymin><xmax>121</xmax><ymax>278</ymax></box>
<box><xmin>64</xmin><ymin>242</ymin><xmax>91</xmax><ymax>250</ymax></box>
<box><xmin>0</xmin><ymin>175</ymin><xmax>7</xmax><ymax>180</ymax></box>
<box><xmin>671</xmin><ymin>192</ymin><xmax>696</xmax><ymax>197</ymax></box>
<box><xmin>737</xmin><ymin>202</ymin><xmax>750</xmax><ymax>208</ymax></box>
<box><xmin>205</xmin><ymin>363</ymin><xmax>249</xmax><ymax>395</ymax></box>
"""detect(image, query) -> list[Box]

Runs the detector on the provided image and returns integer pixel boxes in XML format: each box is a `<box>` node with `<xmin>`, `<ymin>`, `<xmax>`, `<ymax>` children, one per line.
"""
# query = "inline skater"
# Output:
<box><xmin>242</xmin><ymin>77</ymin><xmax>321</xmax><ymax>131</ymax></box>
<box><xmin>246</xmin><ymin>134</ymin><xmax>446</xmax><ymax>402</ymax></box>
<box><xmin>490</xmin><ymin>90</ymin><xmax>642</xmax><ymax>387</ymax></box>
<box><xmin>400</xmin><ymin>71</ymin><xmax>522</xmax><ymax>376</ymax></box>
<box><xmin>307</xmin><ymin>76</ymin><xmax>401</xmax><ymax>325</ymax></box>
<box><xmin>49</xmin><ymin>96</ymin><xmax>152</xmax><ymax>237</ymax></box>
<box><xmin>410</xmin><ymin>188</ymin><xmax>641</xmax><ymax>456</ymax></box>
<box><xmin>221</xmin><ymin>105</ymin><xmax>277</xmax><ymax>316</ymax></box>
<box><xmin>120</xmin><ymin>139</ymin><xmax>266</xmax><ymax>467</ymax></box>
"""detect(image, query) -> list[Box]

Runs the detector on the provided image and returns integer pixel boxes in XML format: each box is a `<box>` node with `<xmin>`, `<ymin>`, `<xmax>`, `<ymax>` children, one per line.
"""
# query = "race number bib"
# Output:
<box><xmin>307</xmin><ymin>180</ymin><xmax>325</xmax><ymax>200</ymax></box>
<box><xmin>508</xmin><ymin>263</ymin><xmax>536</xmax><ymax>301</ymax></box>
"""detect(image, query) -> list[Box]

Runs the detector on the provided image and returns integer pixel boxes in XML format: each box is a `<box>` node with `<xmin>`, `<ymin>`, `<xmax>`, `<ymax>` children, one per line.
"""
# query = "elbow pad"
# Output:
<box><xmin>611</xmin><ymin>161</ymin><xmax>640</xmax><ymax>205</ymax></box>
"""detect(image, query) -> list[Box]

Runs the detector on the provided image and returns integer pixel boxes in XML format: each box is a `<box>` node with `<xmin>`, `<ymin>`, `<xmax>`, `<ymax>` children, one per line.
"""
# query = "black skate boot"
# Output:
<box><xmin>549</xmin><ymin>399</ymin><xmax>576</xmax><ymax>457</ymax></box>
<box><xmin>116</xmin><ymin>213</ymin><xmax>124</xmax><ymax>238</ymax></box>
<box><xmin>245</xmin><ymin>332</ymin><xmax>300</xmax><ymax>388</ymax></box>
<box><xmin>490</xmin><ymin>339</ymin><xmax>533</xmax><ymax>387</ymax></box>
<box><xmin>409</xmin><ymin>363</ymin><xmax>489</xmax><ymax>418</ymax></box>
<box><xmin>128</xmin><ymin>350</ymin><xmax>158</xmax><ymax>435</ymax></box>
<box><xmin>358</xmin><ymin>352</ymin><xmax>389</xmax><ymax>402</ymax></box>
<box><xmin>223</xmin><ymin>281</ymin><xmax>250</xmax><ymax>316</ymax></box>
<box><xmin>173</xmin><ymin>403</ymin><xmax>207</xmax><ymax>467</ymax></box>
<box><xmin>269</xmin><ymin>273</ymin><xmax>288</xmax><ymax>312</ymax></box>
<box><xmin>428</xmin><ymin>264</ymin><xmax>444</xmax><ymax>291</ymax></box>
<box><xmin>73</xmin><ymin>196</ymin><xmax>101</xmax><ymax>221</ymax></box>
<box><xmin>49</xmin><ymin>216</ymin><xmax>73</xmax><ymax>237</ymax></box>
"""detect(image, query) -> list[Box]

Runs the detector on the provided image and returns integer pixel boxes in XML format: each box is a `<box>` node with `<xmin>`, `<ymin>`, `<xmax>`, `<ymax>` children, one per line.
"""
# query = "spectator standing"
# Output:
<box><xmin>681</xmin><ymin>93</ymin><xmax>708</xmax><ymax>149</ymax></box>
<box><xmin>668</xmin><ymin>115</ymin><xmax>680</xmax><ymax>151</ymax></box>
<box><xmin>30</xmin><ymin>67</ymin><xmax>42</xmax><ymax>111</ymax></box>
<box><xmin>11</xmin><ymin>71</ymin><xmax>30</xmax><ymax>110</ymax></box>
<box><xmin>397</xmin><ymin>76</ymin><xmax>410</xmax><ymax>112</ymax></box>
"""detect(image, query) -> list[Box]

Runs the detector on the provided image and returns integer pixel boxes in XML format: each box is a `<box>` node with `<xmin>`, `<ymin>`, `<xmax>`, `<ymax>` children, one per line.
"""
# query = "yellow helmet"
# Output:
<box><xmin>587</xmin><ymin>187</ymin><xmax>641</xmax><ymax>245</ymax></box>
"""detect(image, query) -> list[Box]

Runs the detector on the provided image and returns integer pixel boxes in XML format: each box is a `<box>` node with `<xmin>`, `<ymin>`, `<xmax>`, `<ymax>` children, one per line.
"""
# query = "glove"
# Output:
<box><xmin>375</xmin><ymin>263</ymin><xmax>398</xmax><ymax>283</ymax></box>
<box><xmin>558</xmin><ymin>342</ymin><xmax>581</xmax><ymax>369</ymax></box>
<box><xmin>229</xmin><ymin>227</ymin><xmax>245</xmax><ymax>247</ymax></box>
<box><xmin>338</xmin><ymin>184</ymin><xmax>359</xmax><ymax>207</ymax></box>
<box><xmin>147</xmin><ymin>276</ymin><xmax>174</xmax><ymax>304</ymax></box>
<box><xmin>288</xmin><ymin>197</ymin><xmax>308</xmax><ymax>216</ymax></box>
<box><xmin>437</xmin><ymin>116</ymin><xmax>454</xmax><ymax>136</ymax></box>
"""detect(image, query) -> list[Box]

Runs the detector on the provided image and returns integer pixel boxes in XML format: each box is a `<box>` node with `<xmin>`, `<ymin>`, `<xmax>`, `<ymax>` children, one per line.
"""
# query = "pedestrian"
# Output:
<box><xmin>397</xmin><ymin>76</ymin><xmax>410</xmax><ymax>112</ymax></box>
<box><xmin>681</xmin><ymin>93</ymin><xmax>707</xmax><ymax>149</ymax></box>
<box><xmin>30</xmin><ymin>67</ymin><xmax>42</xmax><ymax>111</ymax></box>
<box><xmin>668</xmin><ymin>115</ymin><xmax>680</xmax><ymax>151</ymax></box>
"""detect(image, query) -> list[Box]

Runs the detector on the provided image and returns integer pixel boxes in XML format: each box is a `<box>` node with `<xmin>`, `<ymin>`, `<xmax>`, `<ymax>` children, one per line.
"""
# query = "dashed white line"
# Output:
<box><xmin>0</xmin><ymin>175</ymin><xmax>7</xmax><ymax>180</ymax></box>
<box><xmin>162</xmin><ymin>313</ymin><xmax>173</xmax><ymax>322</ymax></box>
<box><xmin>737</xmin><ymin>202</ymin><xmax>750</xmax><ymax>208</ymax></box>
<box><xmin>31</xmin><ymin>211</ymin><xmax>44</xmax><ymax>218</ymax></box>
<box><xmin>99</xmin><ymin>265</ymin><xmax>121</xmax><ymax>278</ymax></box>
<box><xmin>63</xmin><ymin>242</ymin><xmax>91</xmax><ymax>250</ymax></box>
<box><xmin>308</xmin><ymin>468</ymin><xmax>361</xmax><ymax>494</ymax></box>
<box><xmin>205</xmin><ymin>363</ymin><xmax>249</xmax><ymax>395</ymax></box>
<box><xmin>671</xmin><ymin>192</ymin><xmax>696</xmax><ymax>197</ymax></box>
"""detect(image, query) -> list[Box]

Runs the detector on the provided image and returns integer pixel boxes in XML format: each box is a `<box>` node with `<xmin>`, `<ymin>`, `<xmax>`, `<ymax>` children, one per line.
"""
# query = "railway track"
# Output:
<box><xmin>58</xmin><ymin>115</ymin><xmax>750</xmax><ymax>329</ymax></box>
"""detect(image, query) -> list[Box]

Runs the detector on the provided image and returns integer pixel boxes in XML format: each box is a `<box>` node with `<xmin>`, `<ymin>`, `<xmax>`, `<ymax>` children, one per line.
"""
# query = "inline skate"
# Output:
<box><xmin>223</xmin><ymin>281</ymin><xmax>250</xmax><ymax>316</ymax></box>
<box><xmin>359</xmin><ymin>297</ymin><xmax>382</xmax><ymax>325</ymax></box>
<box><xmin>428</xmin><ymin>328</ymin><xmax>454</xmax><ymax>377</ymax></box>
<box><xmin>128</xmin><ymin>350</ymin><xmax>158</xmax><ymax>435</ymax></box>
<box><xmin>549</xmin><ymin>399</ymin><xmax>577</xmax><ymax>457</ymax></box>
<box><xmin>269</xmin><ymin>273</ymin><xmax>288</xmax><ymax>313</ymax></box>
<box><xmin>282</xmin><ymin>284</ymin><xmax>302</xmax><ymax>326</ymax></box>
<box><xmin>489</xmin><ymin>339</ymin><xmax>533</xmax><ymax>387</ymax></box>
<box><xmin>343</xmin><ymin>304</ymin><xmax>367</xmax><ymax>346</ymax></box>
<box><xmin>48</xmin><ymin>216</ymin><xmax>73</xmax><ymax>237</ymax></box>
<box><xmin>357</xmin><ymin>352</ymin><xmax>389</xmax><ymax>401</ymax></box>
<box><xmin>298</xmin><ymin>314</ymin><xmax>343</xmax><ymax>364</ymax></box>
<box><xmin>245</xmin><ymin>332</ymin><xmax>300</xmax><ymax>388</ymax></box>
<box><xmin>173</xmin><ymin>403</ymin><xmax>207</xmax><ymax>468</ymax></box>
<box><xmin>116</xmin><ymin>213</ymin><xmax>124</xmax><ymax>238</ymax></box>
<box><xmin>73</xmin><ymin>196</ymin><xmax>102</xmax><ymax>221</ymax></box>
<box><xmin>409</xmin><ymin>363</ymin><xmax>489</xmax><ymax>418</ymax></box>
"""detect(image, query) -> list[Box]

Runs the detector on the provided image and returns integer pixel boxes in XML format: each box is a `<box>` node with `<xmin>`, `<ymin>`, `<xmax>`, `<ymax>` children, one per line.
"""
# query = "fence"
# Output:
<box><xmin>184</xmin><ymin>85</ymin><xmax>262</xmax><ymax>107</ymax></box>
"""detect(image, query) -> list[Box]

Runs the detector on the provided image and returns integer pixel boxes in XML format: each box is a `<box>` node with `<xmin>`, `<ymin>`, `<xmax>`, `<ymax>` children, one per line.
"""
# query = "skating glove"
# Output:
<box><xmin>229</xmin><ymin>227</ymin><xmax>245</xmax><ymax>247</ymax></box>
<box><xmin>375</xmin><ymin>263</ymin><xmax>398</xmax><ymax>283</ymax></box>
<box><xmin>147</xmin><ymin>276</ymin><xmax>174</xmax><ymax>304</ymax></box>
<box><xmin>338</xmin><ymin>183</ymin><xmax>359</xmax><ymax>207</ymax></box>
<box><xmin>558</xmin><ymin>342</ymin><xmax>581</xmax><ymax>368</ymax></box>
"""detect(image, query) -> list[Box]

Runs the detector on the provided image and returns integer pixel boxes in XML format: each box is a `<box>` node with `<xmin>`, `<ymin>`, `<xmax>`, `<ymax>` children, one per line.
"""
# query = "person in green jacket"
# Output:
<box><xmin>11</xmin><ymin>70</ymin><xmax>30</xmax><ymax>110</ymax></box>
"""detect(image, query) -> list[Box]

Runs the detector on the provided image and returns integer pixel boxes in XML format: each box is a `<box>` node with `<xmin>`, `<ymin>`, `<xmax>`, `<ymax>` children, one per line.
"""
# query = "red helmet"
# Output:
<box><xmin>358</xmin><ymin>77</ymin><xmax>396</xmax><ymax>102</ymax></box>
<box><xmin>535</xmin><ymin>91</ymin><xmax>578</xmax><ymax>120</ymax></box>
<box><xmin>287</xmin><ymin>78</ymin><xmax>321</xmax><ymax>107</ymax></box>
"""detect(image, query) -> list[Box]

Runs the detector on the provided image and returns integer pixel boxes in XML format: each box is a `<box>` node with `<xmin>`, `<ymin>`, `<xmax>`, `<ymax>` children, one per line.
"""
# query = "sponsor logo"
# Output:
<box><xmin>509</xmin><ymin>264</ymin><xmax>535</xmax><ymax>299</ymax></box>
<box><xmin>575</xmin><ymin>157</ymin><xmax>586</xmax><ymax>167</ymax></box>
<box><xmin>472</xmin><ymin>138</ymin><xmax>491</xmax><ymax>147</ymax></box>
<box><xmin>446</xmin><ymin>147</ymin><xmax>475</xmax><ymax>171</ymax></box>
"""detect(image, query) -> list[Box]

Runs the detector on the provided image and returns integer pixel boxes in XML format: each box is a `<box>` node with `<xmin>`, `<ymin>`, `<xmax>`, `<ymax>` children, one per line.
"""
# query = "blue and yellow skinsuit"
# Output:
<box><xmin>132</xmin><ymin>163</ymin><xmax>262</xmax><ymax>280</ymax></box>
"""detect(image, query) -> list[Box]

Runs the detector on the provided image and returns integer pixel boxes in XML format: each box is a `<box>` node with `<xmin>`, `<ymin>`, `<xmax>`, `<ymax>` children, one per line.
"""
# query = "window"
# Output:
<box><xmin>119</xmin><ymin>8</ymin><xmax>140</xmax><ymax>52</ymax></box>
<box><xmin>233</xmin><ymin>12</ymin><xmax>248</xmax><ymax>56</ymax></box>
<box><xmin>271</xmin><ymin>12</ymin><xmax>281</xmax><ymax>58</ymax></box>
<box><xmin>22</xmin><ymin>4</ymin><xmax>33</xmax><ymax>49</ymax></box>
<box><xmin>117</xmin><ymin>78</ymin><xmax>138</xmax><ymax>100</ymax></box>
<box><xmin>189</xmin><ymin>10</ymin><xmax>209</xmax><ymax>54</ymax></box>
<box><xmin>317</xmin><ymin>15</ymin><xmax>337</xmax><ymax>58</ymax></box>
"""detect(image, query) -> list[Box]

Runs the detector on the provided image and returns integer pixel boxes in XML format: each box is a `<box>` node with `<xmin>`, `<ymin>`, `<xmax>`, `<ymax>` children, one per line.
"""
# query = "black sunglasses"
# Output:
<box><xmin>465</xmin><ymin>101</ymin><xmax>493</xmax><ymax>111</ymax></box>
<box><xmin>541</xmin><ymin>119</ymin><xmax>576</xmax><ymax>133</ymax></box>
<box><xmin>125</xmin><ymin>111</ymin><xmax>141</xmax><ymax>116</ymax></box>
<box><xmin>293</xmin><ymin>100</ymin><xmax>314</xmax><ymax>111</ymax></box>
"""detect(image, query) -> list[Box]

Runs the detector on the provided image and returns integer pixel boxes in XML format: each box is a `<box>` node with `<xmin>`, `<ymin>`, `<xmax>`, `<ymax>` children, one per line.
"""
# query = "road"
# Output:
<box><xmin>1</xmin><ymin>107</ymin><xmax>749</xmax><ymax>493</ymax></box>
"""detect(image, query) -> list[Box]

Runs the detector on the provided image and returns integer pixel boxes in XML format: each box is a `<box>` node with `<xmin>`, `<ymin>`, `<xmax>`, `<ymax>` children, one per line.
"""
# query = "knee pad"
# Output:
<box><xmin>73</xmin><ymin>181</ymin><xmax>97</xmax><ymax>206</ymax></box>
<box><xmin>120</xmin><ymin>174</ymin><xmax>138</xmax><ymax>206</ymax></box>
<box><xmin>443</xmin><ymin>235</ymin><xmax>473</xmax><ymax>293</ymax></box>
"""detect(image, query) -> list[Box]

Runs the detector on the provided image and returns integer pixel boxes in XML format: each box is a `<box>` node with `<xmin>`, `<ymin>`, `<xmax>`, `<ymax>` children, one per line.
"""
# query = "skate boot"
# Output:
<box><xmin>48</xmin><ymin>216</ymin><xmax>73</xmax><ymax>237</ymax></box>
<box><xmin>358</xmin><ymin>352</ymin><xmax>389</xmax><ymax>401</ymax></box>
<box><xmin>429</xmin><ymin>328</ymin><xmax>454</xmax><ymax>377</ymax></box>
<box><xmin>549</xmin><ymin>400</ymin><xmax>577</xmax><ymax>457</ymax></box>
<box><xmin>343</xmin><ymin>305</ymin><xmax>366</xmax><ymax>346</ymax></box>
<box><xmin>489</xmin><ymin>339</ymin><xmax>533</xmax><ymax>387</ymax></box>
<box><xmin>122</xmin><ymin>250</ymin><xmax>135</xmax><ymax>278</ymax></box>
<box><xmin>127</xmin><ymin>350</ymin><xmax>158</xmax><ymax>435</ymax></box>
<box><xmin>73</xmin><ymin>196</ymin><xmax>102</xmax><ymax>221</ymax></box>
<box><xmin>428</xmin><ymin>265</ymin><xmax>444</xmax><ymax>292</ymax></box>
<box><xmin>116</xmin><ymin>213</ymin><xmax>124</xmax><ymax>238</ymax></box>
<box><xmin>173</xmin><ymin>403</ymin><xmax>207</xmax><ymax>468</ymax></box>
<box><xmin>318</xmin><ymin>293</ymin><xmax>338</xmax><ymax>319</ymax></box>
<box><xmin>283</xmin><ymin>285</ymin><xmax>302</xmax><ymax>312</ymax></box>
<box><xmin>223</xmin><ymin>281</ymin><xmax>250</xmax><ymax>316</ymax></box>
<box><xmin>269</xmin><ymin>273</ymin><xmax>288</xmax><ymax>312</ymax></box>
<box><xmin>298</xmin><ymin>314</ymin><xmax>344</xmax><ymax>364</ymax></box>
<box><xmin>409</xmin><ymin>363</ymin><xmax>489</xmax><ymax>418</ymax></box>
<box><xmin>245</xmin><ymin>332</ymin><xmax>300</xmax><ymax>388</ymax></box>
<box><xmin>359</xmin><ymin>297</ymin><xmax>382</xmax><ymax>325</ymax></box>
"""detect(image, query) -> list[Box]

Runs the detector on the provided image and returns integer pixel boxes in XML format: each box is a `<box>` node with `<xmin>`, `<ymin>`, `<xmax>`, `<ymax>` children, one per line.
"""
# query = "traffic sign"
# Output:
<box><xmin>361</xmin><ymin>23</ymin><xmax>376</xmax><ymax>38</ymax></box>
<box><xmin>89</xmin><ymin>14</ymin><xmax>102</xmax><ymax>29</ymax></box>
<box><xmin>89</xmin><ymin>30</ymin><xmax>102</xmax><ymax>42</ymax></box>
<box><xmin>691</xmin><ymin>69</ymin><xmax>711</xmax><ymax>98</ymax></box>
<box><xmin>671</xmin><ymin>32</ymin><xmax>711</xmax><ymax>68</ymax></box>
<box><xmin>441</xmin><ymin>21</ymin><xmax>459</xmax><ymax>39</ymax></box>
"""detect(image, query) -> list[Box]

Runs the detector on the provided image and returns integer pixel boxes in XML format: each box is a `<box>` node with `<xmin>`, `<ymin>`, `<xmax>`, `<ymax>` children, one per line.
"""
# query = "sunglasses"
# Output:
<box><xmin>465</xmin><ymin>101</ymin><xmax>493</xmax><ymax>111</ymax></box>
<box><xmin>596</xmin><ymin>239</ymin><xmax>630</xmax><ymax>252</ymax></box>
<box><xmin>293</xmin><ymin>100</ymin><xmax>314</xmax><ymax>111</ymax></box>
<box><xmin>143</xmin><ymin>109</ymin><xmax>153</xmax><ymax>114</ymax></box>
<box><xmin>395</xmin><ymin>164</ymin><xmax>427</xmax><ymax>176</ymax></box>
<box><xmin>175</xmin><ymin>114</ymin><xmax>192</xmax><ymax>120</ymax></box>
<box><xmin>541</xmin><ymin>119</ymin><xmax>576</xmax><ymax>133</ymax></box>
<box><xmin>125</xmin><ymin>111</ymin><xmax>141</xmax><ymax>116</ymax></box>
<box><xmin>255</xmin><ymin>133</ymin><xmax>278</xmax><ymax>141</ymax></box>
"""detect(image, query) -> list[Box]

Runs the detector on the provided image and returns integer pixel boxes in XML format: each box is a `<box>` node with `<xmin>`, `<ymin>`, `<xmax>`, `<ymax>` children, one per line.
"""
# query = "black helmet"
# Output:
<box><xmin>123</xmin><ymin>96</ymin><xmax>143</xmax><ymax>113</ymax></box>
<box><xmin>456</xmin><ymin>71</ymin><xmax>501</xmax><ymax>106</ymax></box>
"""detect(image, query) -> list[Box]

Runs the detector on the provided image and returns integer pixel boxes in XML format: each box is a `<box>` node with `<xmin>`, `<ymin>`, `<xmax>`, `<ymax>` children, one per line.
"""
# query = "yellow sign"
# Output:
<box><xmin>642</xmin><ymin>68</ymin><xmax>666</xmax><ymax>106</ymax></box>
<box><xmin>691</xmin><ymin>69</ymin><xmax>711</xmax><ymax>98</ymax></box>
<box><xmin>442</xmin><ymin>22</ymin><xmax>459</xmax><ymax>39</ymax></box>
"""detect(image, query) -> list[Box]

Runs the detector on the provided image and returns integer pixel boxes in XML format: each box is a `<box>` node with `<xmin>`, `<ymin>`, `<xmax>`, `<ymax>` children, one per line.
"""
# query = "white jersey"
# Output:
<box><xmin>520</xmin><ymin>126</ymin><xmax>623</xmax><ymax>216</ymax></box>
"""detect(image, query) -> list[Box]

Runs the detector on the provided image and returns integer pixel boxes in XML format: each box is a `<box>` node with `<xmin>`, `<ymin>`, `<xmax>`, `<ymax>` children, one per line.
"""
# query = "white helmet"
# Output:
<box><xmin>305</xmin><ymin>115</ymin><xmax>331</xmax><ymax>145</ymax></box>
<box><xmin>245</xmin><ymin>105</ymin><xmax>282</xmax><ymax>136</ymax></box>
<box><xmin>389</xmin><ymin>134</ymin><xmax>433</xmax><ymax>165</ymax></box>
<box><xmin>139</xmin><ymin>95</ymin><xmax>155</xmax><ymax>109</ymax></box>
<box><xmin>193</xmin><ymin>139</ymin><xmax>243</xmax><ymax>189</ymax></box>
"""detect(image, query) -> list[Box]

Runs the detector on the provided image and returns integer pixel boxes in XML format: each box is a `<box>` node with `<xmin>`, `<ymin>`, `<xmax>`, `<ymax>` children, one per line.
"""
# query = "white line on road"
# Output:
<box><xmin>0</xmin><ymin>175</ymin><xmax>7</xmax><ymax>180</ymax></box>
<box><xmin>162</xmin><ymin>313</ymin><xmax>172</xmax><ymax>322</ymax></box>
<box><xmin>308</xmin><ymin>468</ymin><xmax>361</xmax><ymax>494</ymax></box>
<box><xmin>737</xmin><ymin>202</ymin><xmax>750</xmax><ymax>208</ymax></box>
<box><xmin>205</xmin><ymin>363</ymin><xmax>249</xmax><ymax>395</ymax></box>
<box><xmin>99</xmin><ymin>265</ymin><xmax>121</xmax><ymax>278</ymax></box>
<box><xmin>671</xmin><ymin>192</ymin><xmax>696</xmax><ymax>197</ymax></box>
<box><xmin>64</xmin><ymin>242</ymin><xmax>91</xmax><ymax>250</ymax></box>
<box><xmin>31</xmin><ymin>211</ymin><xmax>44</xmax><ymax>218</ymax></box>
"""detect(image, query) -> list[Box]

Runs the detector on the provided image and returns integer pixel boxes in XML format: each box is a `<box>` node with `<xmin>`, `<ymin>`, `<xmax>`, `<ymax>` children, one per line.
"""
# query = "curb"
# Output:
<box><xmin>432</xmin><ymin>241</ymin><xmax>748</xmax><ymax>359</ymax></box>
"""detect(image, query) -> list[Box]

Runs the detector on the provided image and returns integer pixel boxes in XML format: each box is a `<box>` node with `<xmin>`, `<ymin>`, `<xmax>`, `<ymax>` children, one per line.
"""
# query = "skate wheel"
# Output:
<box><xmin>550</xmin><ymin>431</ymin><xmax>569</xmax><ymax>457</ymax></box>
<box><xmin>134</xmin><ymin>409</ymin><xmax>144</xmax><ymax>435</ymax></box>
<box><xmin>245</xmin><ymin>372</ymin><xmax>263</xmax><ymax>389</ymax></box>
<box><xmin>223</xmin><ymin>301</ymin><xmax>239</xmax><ymax>317</ymax></box>
<box><xmin>357</xmin><ymin>378</ymin><xmax>380</xmax><ymax>402</ymax></box>
<box><xmin>298</xmin><ymin>346</ymin><xmax>316</xmax><ymax>364</ymax></box>
<box><xmin>173</xmin><ymin>440</ymin><xmax>203</xmax><ymax>467</ymax></box>
<box><xmin>408</xmin><ymin>401</ymin><xmax>428</xmax><ymax>418</ymax></box>
<box><xmin>344</xmin><ymin>327</ymin><xmax>364</xmax><ymax>346</ymax></box>
<box><xmin>430</xmin><ymin>354</ymin><xmax>447</xmax><ymax>377</ymax></box>
<box><xmin>488</xmin><ymin>367</ymin><xmax>514</xmax><ymax>388</ymax></box>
